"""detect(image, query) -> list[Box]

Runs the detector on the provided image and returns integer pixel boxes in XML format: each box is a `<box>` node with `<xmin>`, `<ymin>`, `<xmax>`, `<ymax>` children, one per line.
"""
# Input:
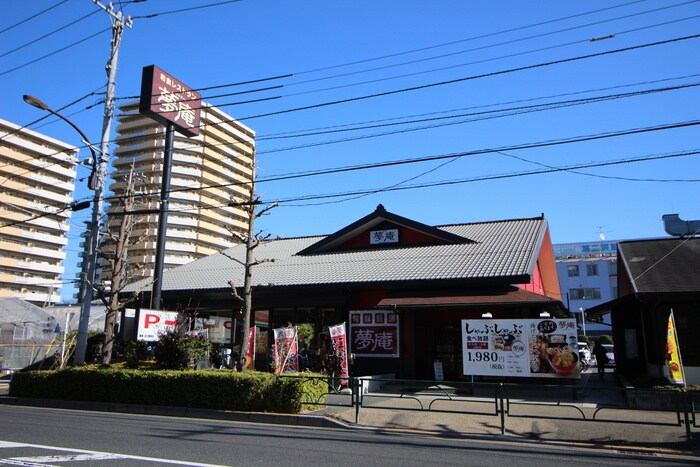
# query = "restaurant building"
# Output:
<box><xmin>124</xmin><ymin>205</ymin><xmax>567</xmax><ymax>380</ymax></box>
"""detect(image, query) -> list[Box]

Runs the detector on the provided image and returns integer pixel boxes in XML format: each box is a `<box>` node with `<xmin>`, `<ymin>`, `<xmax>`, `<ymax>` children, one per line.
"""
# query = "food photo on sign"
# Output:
<box><xmin>462</xmin><ymin>318</ymin><xmax>580</xmax><ymax>379</ymax></box>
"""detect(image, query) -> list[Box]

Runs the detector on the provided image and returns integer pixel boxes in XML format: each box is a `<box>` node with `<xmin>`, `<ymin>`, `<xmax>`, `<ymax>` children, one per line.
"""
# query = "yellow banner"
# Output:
<box><xmin>666</xmin><ymin>310</ymin><xmax>685</xmax><ymax>385</ymax></box>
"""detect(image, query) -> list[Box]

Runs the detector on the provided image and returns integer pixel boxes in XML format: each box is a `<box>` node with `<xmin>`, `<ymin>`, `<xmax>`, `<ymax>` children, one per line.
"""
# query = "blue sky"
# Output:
<box><xmin>1</xmin><ymin>1</ymin><xmax>699</xmax><ymax>302</ymax></box>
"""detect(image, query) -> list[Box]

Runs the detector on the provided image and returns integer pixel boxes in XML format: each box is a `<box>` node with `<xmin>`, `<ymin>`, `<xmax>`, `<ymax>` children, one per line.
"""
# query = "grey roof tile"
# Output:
<box><xmin>125</xmin><ymin>216</ymin><xmax>547</xmax><ymax>293</ymax></box>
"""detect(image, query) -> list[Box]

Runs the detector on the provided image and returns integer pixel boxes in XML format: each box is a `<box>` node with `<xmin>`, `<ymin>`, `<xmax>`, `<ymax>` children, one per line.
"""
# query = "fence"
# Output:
<box><xmin>281</xmin><ymin>374</ymin><xmax>699</xmax><ymax>441</ymax></box>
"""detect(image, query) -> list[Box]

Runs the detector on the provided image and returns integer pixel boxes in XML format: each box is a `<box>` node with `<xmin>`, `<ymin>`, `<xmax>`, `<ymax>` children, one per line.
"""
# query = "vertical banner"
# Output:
<box><xmin>462</xmin><ymin>318</ymin><xmax>580</xmax><ymax>379</ymax></box>
<box><xmin>329</xmin><ymin>323</ymin><xmax>349</xmax><ymax>384</ymax></box>
<box><xmin>245</xmin><ymin>326</ymin><xmax>256</xmax><ymax>370</ymax></box>
<box><xmin>273</xmin><ymin>327</ymin><xmax>299</xmax><ymax>374</ymax></box>
<box><xmin>349</xmin><ymin>310</ymin><xmax>400</xmax><ymax>358</ymax></box>
<box><xmin>665</xmin><ymin>310</ymin><xmax>686</xmax><ymax>386</ymax></box>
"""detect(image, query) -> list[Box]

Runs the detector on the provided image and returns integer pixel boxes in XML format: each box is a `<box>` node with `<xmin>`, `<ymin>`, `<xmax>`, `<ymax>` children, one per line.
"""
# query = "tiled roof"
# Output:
<box><xmin>619</xmin><ymin>237</ymin><xmax>700</xmax><ymax>293</ymax></box>
<box><xmin>125</xmin><ymin>216</ymin><xmax>547</xmax><ymax>293</ymax></box>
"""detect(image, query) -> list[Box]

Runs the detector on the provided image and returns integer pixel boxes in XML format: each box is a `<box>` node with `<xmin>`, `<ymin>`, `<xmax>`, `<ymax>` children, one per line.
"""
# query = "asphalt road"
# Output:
<box><xmin>0</xmin><ymin>405</ymin><xmax>696</xmax><ymax>466</ymax></box>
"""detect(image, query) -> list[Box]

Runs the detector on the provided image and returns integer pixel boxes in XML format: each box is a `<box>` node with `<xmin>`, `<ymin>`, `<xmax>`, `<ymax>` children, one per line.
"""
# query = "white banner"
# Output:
<box><xmin>137</xmin><ymin>309</ymin><xmax>180</xmax><ymax>342</ymax></box>
<box><xmin>462</xmin><ymin>318</ymin><xmax>580</xmax><ymax>379</ymax></box>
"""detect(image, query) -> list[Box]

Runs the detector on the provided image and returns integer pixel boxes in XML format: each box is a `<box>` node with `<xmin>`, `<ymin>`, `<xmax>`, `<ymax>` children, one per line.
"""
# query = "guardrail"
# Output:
<box><xmin>282</xmin><ymin>374</ymin><xmax>698</xmax><ymax>441</ymax></box>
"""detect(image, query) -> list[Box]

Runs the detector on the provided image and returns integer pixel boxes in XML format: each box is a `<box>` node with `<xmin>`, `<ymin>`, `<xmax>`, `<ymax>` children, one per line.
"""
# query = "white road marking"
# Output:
<box><xmin>0</xmin><ymin>440</ymin><xmax>228</xmax><ymax>466</ymax></box>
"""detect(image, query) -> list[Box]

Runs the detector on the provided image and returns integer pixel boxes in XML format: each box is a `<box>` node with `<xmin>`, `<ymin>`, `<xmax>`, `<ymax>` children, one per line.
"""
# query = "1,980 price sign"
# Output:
<box><xmin>464</xmin><ymin>351</ymin><xmax>500</xmax><ymax>363</ymax></box>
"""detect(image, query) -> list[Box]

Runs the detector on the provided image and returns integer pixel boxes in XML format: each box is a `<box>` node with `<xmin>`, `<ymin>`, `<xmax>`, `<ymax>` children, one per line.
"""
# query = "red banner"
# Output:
<box><xmin>273</xmin><ymin>327</ymin><xmax>299</xmax><ymax>374</ymax></box>
<box><xmin>246</xmin><ymin>327</ymin><xmax>256</xmax><ymax>370</ymax></box>
<box><xmin>329</xmin><ymin>323</ymin><xmax>349</xmax><ymax>385</ymax></box>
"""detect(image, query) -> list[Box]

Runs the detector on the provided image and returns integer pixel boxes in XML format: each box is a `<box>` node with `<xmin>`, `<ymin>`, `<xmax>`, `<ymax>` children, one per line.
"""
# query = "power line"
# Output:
<box><xmin>259</xmin><ymin>73</ymin><xmax>700</xmax><ymax>139</ymax></box>
<box><xmin>0</xmin><ymin>0</ymin><xmax>69</xmax><ymax>35</ymax></box>
<box><xmin>294</xmin><ymin>0</ymin><xmax>651</xmax><ymax>76</ymax></box>
<box><xmin>267</xmin><ymin>150</ymin><xmax>700</xmax><ymax>207</ymax></box>
<box><xmin>0</xmin><ymin>27</ymin><xmax>111</xmax><ymax>78</ymax></box>
<box><xmin>104</xmin><ymin>119</ymin><xmax>700</xmax><ymax>205</ymax></box>
<box><xmin>0</xmin><ymin>9</ymin><xmax>101</xmax><ymax>59</ymax></box>
<box><xmin>132</xmin><ymin>0</ymin><xmax>242</xmax><ymax>19</ymax></box>
<box><xmin>114</xmin><ymin>149</ymin><xmax>700</xmax><ymax>214</ymax></box>
<box><xmin>103</xmin><ymin>32</ymin><xmax>700</xmax><ymax>149</ymax></box>
<box><xmin>287</xmin><ymin>1</ymin><xmax>700</xmax><ymax>90</ymax></box>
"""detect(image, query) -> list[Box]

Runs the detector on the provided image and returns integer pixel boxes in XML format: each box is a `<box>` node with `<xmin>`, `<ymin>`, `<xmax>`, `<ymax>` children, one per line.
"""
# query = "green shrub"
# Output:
<box><xmin>599</xmin><ymin>335</ymin><xmax>614</xmax><ymax>345</ymax></box>
<box><xmin>9</xmin><ymin>368</ymin><xmax>328</xmax><ymax>414</ymax></box>
<box><xmin>122</xmin><ymin>341</ymin><xmax>149</xmax><ymax>368</ymax></box>
<box><xmin>153</xmin><ymin>333</ymin><xmax>212</xmax><ymax>370</ymax></box>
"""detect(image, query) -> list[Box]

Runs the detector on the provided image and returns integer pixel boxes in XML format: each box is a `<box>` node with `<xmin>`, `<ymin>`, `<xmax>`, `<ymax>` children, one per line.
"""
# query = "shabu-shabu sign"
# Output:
<box><xmin>462</xmin><ymin>318</ymin><xmax>580</xmax><ymax>379</ymax></box>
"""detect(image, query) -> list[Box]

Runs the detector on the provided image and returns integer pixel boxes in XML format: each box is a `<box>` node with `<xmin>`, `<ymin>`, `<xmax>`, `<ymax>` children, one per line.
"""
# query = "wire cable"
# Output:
<box><xmin>0</xmin><ymin>0</ymin><xmax>69</xmax><ymax>35</ymax></box>
<box><xmin>0</xmin><ymin>27</ymin><xmax>111</xmax><ymax>78</ymax></box>
<box><xmin>0</xmin><ymin>9</ymin><xmax>101</xmax><ymax>59</ymax></box>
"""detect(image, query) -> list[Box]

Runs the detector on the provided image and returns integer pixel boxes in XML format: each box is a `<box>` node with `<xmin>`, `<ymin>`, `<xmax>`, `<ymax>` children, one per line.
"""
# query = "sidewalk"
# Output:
<box><xmin>316</xmin><ymin>370</ymin><xmax>700</xmax><ymax>455</ymax></box>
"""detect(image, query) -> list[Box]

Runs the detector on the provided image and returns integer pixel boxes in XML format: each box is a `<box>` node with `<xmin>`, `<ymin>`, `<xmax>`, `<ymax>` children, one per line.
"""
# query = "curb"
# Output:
<box><xmin>0</xmin><ymin>395</ymin><xmax>344</xmax><ymax>430</ymax></box>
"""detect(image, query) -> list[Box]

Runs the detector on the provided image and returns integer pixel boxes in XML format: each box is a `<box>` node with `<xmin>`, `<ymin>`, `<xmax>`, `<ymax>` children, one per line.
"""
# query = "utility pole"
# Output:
<box><xmin>74</xmin><ymin>2</ymin><xmax>132</xmax><ymax>365</ymax></box>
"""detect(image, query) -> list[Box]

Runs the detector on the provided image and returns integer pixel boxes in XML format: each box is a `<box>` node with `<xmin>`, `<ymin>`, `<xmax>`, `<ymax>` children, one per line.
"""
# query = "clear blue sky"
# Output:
<box><xmin>2</xmin><ymin>1</ymin><xmax>699</xmax><ymax>302</ymax></box>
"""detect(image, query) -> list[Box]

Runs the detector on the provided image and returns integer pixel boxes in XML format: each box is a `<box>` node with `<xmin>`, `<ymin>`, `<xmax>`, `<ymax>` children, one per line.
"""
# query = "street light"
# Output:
<box><xmin>23</xmin><ymin>94</ymin><xmax>105</xmax><ymax>365</ymax></box>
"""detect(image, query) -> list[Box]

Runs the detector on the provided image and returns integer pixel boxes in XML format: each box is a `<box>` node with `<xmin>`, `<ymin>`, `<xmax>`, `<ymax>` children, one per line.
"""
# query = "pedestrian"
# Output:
<box><xmin>592</xmin><ymin>340</ymin><xmax>609</xmax><ymax>378</ymax></box>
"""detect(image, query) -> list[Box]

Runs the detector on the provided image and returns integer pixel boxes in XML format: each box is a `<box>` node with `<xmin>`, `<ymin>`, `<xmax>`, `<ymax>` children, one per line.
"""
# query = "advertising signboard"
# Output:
<box><xmin>329</xmin><ymin>323</ymin><xmax>349</xmax><ymax>383</ymax></box>
<box><xmin>137</xmin><ymin>309</ymin><xmax>180</xmax><ymax>342</ymax></box>
<box><xmin>139</xmin><ymin>65</ymin><xmax>201</xmax><ymax>137</ymax></box>
<box><xmin>349</xmin><ymin>310</ymin><xmax>399</xmax><ymax>358</ymax></box>
<box><xmin>462</xmin><ymin>318</ymin><xmax>580</xmax><ymax>379</ymax></box>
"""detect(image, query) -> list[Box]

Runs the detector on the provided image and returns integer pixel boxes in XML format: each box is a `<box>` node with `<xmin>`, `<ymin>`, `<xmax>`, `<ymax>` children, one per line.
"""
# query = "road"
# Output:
<box><xmin>0</xmin><ymin>405</ymin><xmax>696</xmax><ymax>466</ymax></box>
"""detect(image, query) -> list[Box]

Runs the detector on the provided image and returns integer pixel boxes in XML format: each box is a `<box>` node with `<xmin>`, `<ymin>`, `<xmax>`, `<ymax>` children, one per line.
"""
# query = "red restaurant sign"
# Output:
<box><xmin>139</xmin><ymin>65</ymin><xmax>201</xmax><ymax>137</ymax></box>
<box><xmin>349</xmin><ymin>310</ymin><xmax>400</xmax><ymax>358</ymax></box>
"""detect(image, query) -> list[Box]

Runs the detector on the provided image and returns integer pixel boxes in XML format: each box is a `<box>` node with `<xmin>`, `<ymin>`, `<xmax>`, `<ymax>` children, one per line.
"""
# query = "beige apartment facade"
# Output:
<box><xmin>0</xmin><ymin>118</ymin><xmax>78</xmax><ymax>306</ymax></box>
<box><xmin>101</xmin><ymin>102</ymin><xmax>255</xmax><ymax>284</ymax></box>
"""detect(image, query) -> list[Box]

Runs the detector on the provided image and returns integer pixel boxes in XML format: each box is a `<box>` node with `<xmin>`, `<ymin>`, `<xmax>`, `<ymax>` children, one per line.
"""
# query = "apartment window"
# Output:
<box><xmin>586</xmin><ymin>264</ymin><xmax>598</xmax><ymax>276</ymax></box>
<box><xmin>608</xmin><ymin>261</ymin><xmax>617</xmax><ymax>276</ymax></box>
<box><xmin>570</xmin><ymin>288</ymin><xmax>601</xmax><ymax>300</ymax></box>
<box><xmin>567</xmin><ymin>265</ymin><xmax>579</xmax><ymax>277</ymax></box>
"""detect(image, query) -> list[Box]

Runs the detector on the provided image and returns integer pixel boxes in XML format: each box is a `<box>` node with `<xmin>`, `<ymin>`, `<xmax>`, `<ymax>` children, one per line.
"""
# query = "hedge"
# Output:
<box><xmin>9</xmin><ymin>368</ymin><xmax>328</xmax><ymax>414</ymax></box>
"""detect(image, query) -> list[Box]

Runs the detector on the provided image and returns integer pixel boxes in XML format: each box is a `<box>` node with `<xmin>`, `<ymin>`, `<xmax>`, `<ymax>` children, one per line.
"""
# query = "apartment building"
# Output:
<box><xmin>100</xmin><ymin>102</ymin><xmax>255</xmax><ymax>284</ymax></box>
<box><xmin>0</xmin><ymin>118</ymin><xmax>78</xmax><ymax>306</ymax></box>
<box><xmin>553</xmin><ymin>240</ymin><xmax>618</xmax><ymax>337</ymax></box>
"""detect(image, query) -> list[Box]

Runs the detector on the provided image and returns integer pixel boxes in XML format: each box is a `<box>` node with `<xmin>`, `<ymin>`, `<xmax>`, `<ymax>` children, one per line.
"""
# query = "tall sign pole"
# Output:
<box><xmin>139</xmin><ymin>65</ymin><xmax>201</xmax><ymax>309</ymax></box>
<box><xmin>75</xmin><ymin>2</ymin><xmax>132</xmax><ymax>364</ymax></box>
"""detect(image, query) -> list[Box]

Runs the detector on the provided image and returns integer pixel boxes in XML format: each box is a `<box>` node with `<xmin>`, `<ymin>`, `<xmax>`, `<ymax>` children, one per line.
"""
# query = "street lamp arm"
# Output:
<box><xmin>23</xmin><ymin>94</ymin><xmax>101</xmax><ymax>189</ymax></box>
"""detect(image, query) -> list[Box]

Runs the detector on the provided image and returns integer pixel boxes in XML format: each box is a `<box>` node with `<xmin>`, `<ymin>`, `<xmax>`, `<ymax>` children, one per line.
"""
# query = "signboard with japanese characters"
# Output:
<box><xmin>369</xmin><ymin>229</ymin><xmax>399</xmax><ymax>245</ymax></box>
<box><xmin>329</xmin><ymin>323</ymin><xmax>349</xmax><ymax>383</ymax></box>
<box><xmin>461</xmin><ymin>318</ymin><xmax>580</xmax><ymax>379</ymax></box>
<box><xmin>137</xmin><ymin>309</ymin><xmax>180</xmax><ymax>342</ymax></box>
<box><xmin>139</xmin><ymin>65</ymin><xmax>201</xmax><ymax>137</ymax></box>
<box><xmin>349</xmin><ymin>310</ymin><xmax>400</xmax><ymax>358</ymax></box>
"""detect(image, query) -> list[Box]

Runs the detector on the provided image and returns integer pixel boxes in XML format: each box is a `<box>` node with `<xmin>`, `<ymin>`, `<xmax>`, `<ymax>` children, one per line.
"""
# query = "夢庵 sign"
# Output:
<box><xmin>139</xmin><ymin>65</ymin><xmax>201</xmax><ymax>137</ymax></box>
<box><xmin>462</xmin><ymin>318</ymin><xmax>580</xmax><ymax>379</ymax></box>
<box><xmin>349</xmin><ymin>310</ymin><xmax>399</xmax><ymax>358</ymax></box>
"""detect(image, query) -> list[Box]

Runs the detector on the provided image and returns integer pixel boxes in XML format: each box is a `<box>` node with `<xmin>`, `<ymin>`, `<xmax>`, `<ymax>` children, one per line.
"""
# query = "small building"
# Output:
<box><xmin>553</xmin><ymin>240</ymin><xmax>619</xmax><ymax>338</ymax></box>
<box><xmin>587</xmin><ymin>235</ymin><xmax>700</xmax><ymax>385</ymax></box>
<box><xmin>125</xmin><ymin>205</ymin><xmax>566</xmax><ymax>380</ymax></box>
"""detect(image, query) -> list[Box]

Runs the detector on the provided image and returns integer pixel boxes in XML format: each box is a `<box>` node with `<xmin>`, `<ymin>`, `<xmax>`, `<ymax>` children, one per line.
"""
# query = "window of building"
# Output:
<box><xmin>608</xmin><ymin>261</ymin><xmax>617</xmax><ymax>276</ymax></box>
<box><xmin>586</xmin><ymin>264</ymin><xmax>598</xmax><ymax>276</ymax></box>
<box><xmin>569</xmin><ymin>288</ymin><xmax>602</xmax><ymax>300</ymax></box>
<box><xmin>567</xmin><ymin>265</ymin><xmax>579</xmax><ymax>277</ymax></box>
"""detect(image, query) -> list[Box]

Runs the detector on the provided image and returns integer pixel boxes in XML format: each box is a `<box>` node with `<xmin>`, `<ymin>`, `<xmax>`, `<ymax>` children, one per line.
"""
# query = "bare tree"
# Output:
<box><xmin>97</xmin><ymin>166</ymin><xmax>148</xmax><ymax>365</ymax></box>
<box><xmin>223</xmin><ymin>177</ymin><xmax>277</xmax><ymax>370</ymax></box>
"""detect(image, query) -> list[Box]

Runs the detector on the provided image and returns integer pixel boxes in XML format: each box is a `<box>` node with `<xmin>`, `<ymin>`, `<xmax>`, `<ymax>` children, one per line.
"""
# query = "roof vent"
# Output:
<box><xmin>662</xmin><ymin>214</ymin><xmax>700</xmax><ymax>238</ymax></box>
